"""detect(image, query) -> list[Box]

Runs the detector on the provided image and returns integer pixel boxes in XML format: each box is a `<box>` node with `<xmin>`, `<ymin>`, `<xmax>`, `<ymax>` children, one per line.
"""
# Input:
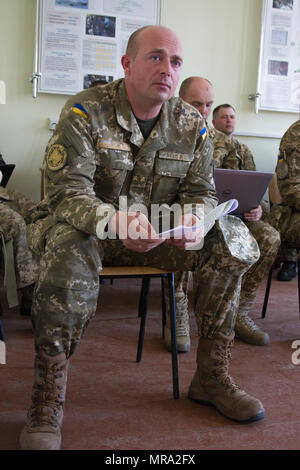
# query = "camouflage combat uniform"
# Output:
<box><xmin>0</xmin><ymin>166</ymin><xmax>39</xmax><ymax>290</ymax></box>
<box><xmin>170</xmin><ymin>127</ymin><xmax>242</xmax><ymax>341</ymax></box>
<box><xmin>172</xmin><ymin>131</ymin><xmax>280</xmax><ymax>344</ymax></box>
<box><xmin>219</xmin><ymin>136</ymin><xmax>281</xmax><ymax>314</ymax></box>
<box><xmin>27</xmin><ymin>79</ymin><xmax>259</xmax><ymax>359</ymax></box>
<box><xmin>270</xmin><ymin>120</ymin><xmax>300</xmax><ymax>249</ymax></box>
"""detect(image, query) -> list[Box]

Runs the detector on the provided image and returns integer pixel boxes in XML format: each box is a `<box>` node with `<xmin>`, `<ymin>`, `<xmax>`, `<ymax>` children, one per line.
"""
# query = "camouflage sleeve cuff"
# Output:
<box><xmin>95</xmin><ymin>204</ymin><xmax>117</xmax><ymax>240</ymax></box>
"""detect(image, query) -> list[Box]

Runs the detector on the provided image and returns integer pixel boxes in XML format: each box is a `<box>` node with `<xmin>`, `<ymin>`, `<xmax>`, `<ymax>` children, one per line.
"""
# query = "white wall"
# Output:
<box><xmin>0</xmin><ymin>0</ymin><xmax>298</xmax><ymax>200</ymax></box>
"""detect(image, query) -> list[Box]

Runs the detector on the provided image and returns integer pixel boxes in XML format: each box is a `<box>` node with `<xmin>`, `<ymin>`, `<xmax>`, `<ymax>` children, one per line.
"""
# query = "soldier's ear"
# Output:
<box><xmin>121</xmin><ymin>54</ymin><xmax>132</xmax><ymax>76</ymax></box>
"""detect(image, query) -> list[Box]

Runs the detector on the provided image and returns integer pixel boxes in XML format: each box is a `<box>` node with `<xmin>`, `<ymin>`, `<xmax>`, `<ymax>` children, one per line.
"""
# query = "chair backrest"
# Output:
<box><xmin>269</xmin><ymin>173</ymin><xmax>282</xmax><ymax>205</ymax></box>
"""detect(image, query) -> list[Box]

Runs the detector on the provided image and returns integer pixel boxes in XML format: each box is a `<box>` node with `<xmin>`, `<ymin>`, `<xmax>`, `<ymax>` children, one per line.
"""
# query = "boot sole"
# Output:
<box><xmin>235</xmin><ymin>333</ymin><xmax>270</xmax><ymax>346</ymax></box>
<box><xmin>188</xmin><ymin>395</ymin><xmax>266</xmax><ymax>424</ymax></box>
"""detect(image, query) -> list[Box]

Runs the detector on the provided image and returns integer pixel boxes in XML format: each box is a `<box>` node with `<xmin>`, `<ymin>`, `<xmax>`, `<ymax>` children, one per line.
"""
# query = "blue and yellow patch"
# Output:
<box><xmin>72</xmin><ymin>103</ymin><xmax>88</xmax><ymax>119</ymax></box>
<box><xmin>278</xmin><ymin>154</ymin><xmax>284</xmax><ymax>163</ymax></box>
<box><xmin>200</xmin><ymin>126</ymin><xmax>207</xmax><ymax>139</ymax></box>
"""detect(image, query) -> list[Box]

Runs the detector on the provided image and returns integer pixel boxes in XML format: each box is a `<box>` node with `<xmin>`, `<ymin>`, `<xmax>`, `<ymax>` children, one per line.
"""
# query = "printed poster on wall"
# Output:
<box><xmin>38</xmin><ymin>0</ymin><xmax>160</xmax><ymax>95</ymax></box>
<box><xmin>258</xmin><ymin>0</ymin><xmax>300</xmax><ymax>113</ymax></box>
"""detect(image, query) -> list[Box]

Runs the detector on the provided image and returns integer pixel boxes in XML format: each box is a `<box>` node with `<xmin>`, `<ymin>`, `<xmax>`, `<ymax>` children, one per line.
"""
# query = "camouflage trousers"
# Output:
<box><xmin>279</xmin><ymin>211</ymin><xmax>300</xmax><ymax>261</ymax></box>
<box><xmin>269</xmin><ymin>206</ymin><xmax>300</xmax><ymax>260</ymax></box>
<box><xmin>172</xmin><ymin>218</ymin><xmax>280</xmax><ymax>324</ymax></box>
<box><xmin>31</xmin><ymin>215</ymin><xmax>259</xmax><ymax>358</ymax></box>
<box><xmin>0</xmin><ymin>189</ymin><xmax>39</xmax><ymax>288</ymax></box>
<box><xmin>238</xmin><ymin>220</ymin><xmax>280</xmax><ymax>314</ymax></box>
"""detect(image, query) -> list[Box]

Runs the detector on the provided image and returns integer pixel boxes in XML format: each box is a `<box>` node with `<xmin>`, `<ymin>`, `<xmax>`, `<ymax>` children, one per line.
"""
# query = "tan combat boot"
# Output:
<box><xmin>188</xmin><ymin>332</ymin><xmax>265</xmax><ymax>423</ymax></box>
<box><xmin>19</xmin><ymin>351</ymin><xmax>69</xmax><ymax>450</ymax></box>
<box><xmin>235</xmin><ymin>311</ymin><xmax>270</xmax><ymax>346</ymax></box>
<box><xmin>164</xmin><ymin>293</ymin><xmax>190</xmax><ymax>353</ymax></box>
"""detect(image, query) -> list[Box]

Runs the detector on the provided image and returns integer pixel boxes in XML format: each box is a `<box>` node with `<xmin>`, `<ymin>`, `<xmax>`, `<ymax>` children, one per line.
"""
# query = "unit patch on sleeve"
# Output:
<box><xmin>72</xmin><ymin>103</ymin><xmax>88</xmax><ymax>119</ymax></box>
<box><xmin>46</xmin><ymin>144</ymin><xmax>67</xmax><ymax>171</ymax></box>
<box><xmin>200</xmin><ymin>126</ymin><xmax>207</xmax><ymax>139</ymax></box>
<box><xmin>276</xmin><ymin>150</ymin><xmax>289</xmax><ymax>179</ymax></box>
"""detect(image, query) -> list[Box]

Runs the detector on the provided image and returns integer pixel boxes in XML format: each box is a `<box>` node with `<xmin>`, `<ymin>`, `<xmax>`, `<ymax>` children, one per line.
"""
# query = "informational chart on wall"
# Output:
<box><xmin>257</xmin><ymin>0</ymin><xmax>300</xmax><ymax>113</ymax></box>
<box><xmin>38</xmin><ymin>0</ymin><xmax>160</xmax><ymax>95</ymax></box>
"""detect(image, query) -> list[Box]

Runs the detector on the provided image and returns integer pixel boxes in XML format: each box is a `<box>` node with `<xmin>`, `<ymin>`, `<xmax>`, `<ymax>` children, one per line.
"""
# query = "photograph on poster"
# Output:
<box><xmin>268</xmin><ymin>59</ymin><xmax>289</xmax><ymax>75</ymax></box>
<box><xmin>86</xmin><ymin>15</ymin><xmax>116</xmax><ymax>37</ymax></box>
<box><xmin>56</xmin><ymin>0</ymin><xmax>89</xmax><ymax>9</ymax></box>
<box><xmin>272</xmin><ymin>0</ymin><xmax>293</xmax><ymax>10</ymax></box>
<box><xmin>271</xmin><ymin>29</ymin><xmax>288</xmax><ymax>46</ymax></box>
<box><xmin>83</xmin><ymin>73</ymin><xmax>113</xmax><ymax>89</ymax></box>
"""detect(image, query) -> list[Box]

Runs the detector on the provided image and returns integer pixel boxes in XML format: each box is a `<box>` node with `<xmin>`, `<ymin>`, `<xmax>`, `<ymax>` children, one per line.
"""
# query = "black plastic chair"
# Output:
<box><xmin>100</xmin><ymin>266</ymin><xmax>179</xmax><ymax>399</ymax></box>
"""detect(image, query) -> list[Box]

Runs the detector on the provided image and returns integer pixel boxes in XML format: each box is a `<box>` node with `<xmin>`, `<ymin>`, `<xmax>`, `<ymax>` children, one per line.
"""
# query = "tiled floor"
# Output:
<box><xmin>0</xmin><ymin>271</ymin><xmax>300</xmax><ymax>450</ymax></box>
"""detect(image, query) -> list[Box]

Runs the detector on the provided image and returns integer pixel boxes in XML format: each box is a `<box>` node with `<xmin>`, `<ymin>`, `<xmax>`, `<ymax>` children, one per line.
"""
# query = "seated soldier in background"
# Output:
<box><xmin>212</xmin><ymin>104</ymin><xmax>281</xmax><ymax>345</ymax></box>
<box><xmin>166</xmin><ymin>83</ymin><xmax>280</xmax><ymax>350</ymax></box>
<box><xmin>0</xmin><ymin>153</ymin><xmax>39</xmax><ymax>315</ymax></box>
<box><xmin>269</xmin><ymin>119</ymin><xmax>300</xmax><ymax>269</ymax></box>
<box><xmin>163</xmin><ymin>77</ymin><xmax>239</xmax><ymax>353</ymax></box>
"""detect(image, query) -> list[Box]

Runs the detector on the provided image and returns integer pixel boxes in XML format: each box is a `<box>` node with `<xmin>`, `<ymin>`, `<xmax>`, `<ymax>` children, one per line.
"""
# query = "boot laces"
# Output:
<box><xmin>174</xmin><ymin>296</ymin><xmax>189</xmax><ymax>336</ymax></box>
<box><xmin>213</xmin><ymin>343</ymin><xmax>240</xmax><ymax>393</ymax></box>
<box><xmin>238</xmin><ymin>314</ymin><xmax>259</xmax><ymax>331</ymax></box>
<box><xmin>30</xmin><ymin>362</ymin><xmax>65</xmax><ymax>428</ymax></box>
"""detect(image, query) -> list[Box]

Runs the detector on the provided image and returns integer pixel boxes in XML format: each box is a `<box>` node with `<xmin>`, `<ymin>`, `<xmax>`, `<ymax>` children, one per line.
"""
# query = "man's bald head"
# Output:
<box><xmin>179</xmin><ymin>76</ymin><xmax>214</xmax><ymax>120</ymax></box>
<box><xmin>126</xmin><ymin>25</ymin><xmax>181</xmax><ymax>59</ymax></box>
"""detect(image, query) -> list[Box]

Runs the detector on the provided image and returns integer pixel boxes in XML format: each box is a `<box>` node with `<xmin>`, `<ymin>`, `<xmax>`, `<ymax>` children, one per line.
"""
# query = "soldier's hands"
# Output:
<box><xmin>243</xmin><ymin>205</ymin><xmax>262</xmax><ymax>222</ymax></box>
<box><xmin>108</xmin><ymin>211</ymin><xmax>165</xmax><ymax>252</ymax></box>
<box><xmin>165</xmin><ymin>213</ymin><xmax>204</xmax><ymax>250</ymax></box>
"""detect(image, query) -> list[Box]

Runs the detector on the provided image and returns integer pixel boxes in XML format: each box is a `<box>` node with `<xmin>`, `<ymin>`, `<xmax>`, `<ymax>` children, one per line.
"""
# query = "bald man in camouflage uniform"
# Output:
<box><xmin>167</xmin><ymin>84</ymin><xmax>279</xmax><ymax>351</ymax></box>
<box><xmin>0</xmin><ymin>155</ymin><xmax>39</xmax><ymax>315</ymax></box>
<box><xmin>212</xmin><ymin>105</ymin><xmax>281</xmax><ymax>345</ymax></box>
<box><xmin>20</xmin><ymin>26</ymin><xmax>264</xmax><ymax>451</ymax></box>
<box><xmin>269</xmin><ymin>119</ymin><xmax>300</xmax><ymax>259</ymax></box>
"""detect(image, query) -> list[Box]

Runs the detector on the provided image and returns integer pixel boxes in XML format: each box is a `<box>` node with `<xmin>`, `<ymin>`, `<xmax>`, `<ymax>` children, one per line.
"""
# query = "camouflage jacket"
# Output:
<box><xmin>211</xmin><ymin>131</ymin><xmax>256</xmax><ymax>171</ymax></box>
<box><xmin>36</xmin><ymin>79</ymin><xmax>217</xmax><ymax>240</ymax></box>
<box><xmin>275</xmin><ymin>119</ymin><xmax>300</xmax><ymax>212</ymax></box>
<box><xmin>208</xmin><ymin>127</ymin><xmax>236</xmax><ymax>168</ymax></box>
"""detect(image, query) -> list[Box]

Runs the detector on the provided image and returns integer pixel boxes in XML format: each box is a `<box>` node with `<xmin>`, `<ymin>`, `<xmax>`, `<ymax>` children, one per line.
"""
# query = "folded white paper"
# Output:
<box><xmin>158</xmin><ymin>199</ymin><xmax>238</xmax><ymax>238</ymax></box>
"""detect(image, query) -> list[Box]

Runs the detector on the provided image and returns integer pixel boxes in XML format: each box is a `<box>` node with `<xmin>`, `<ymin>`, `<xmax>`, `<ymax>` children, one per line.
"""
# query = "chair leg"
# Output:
<box><xmin>168</xmin><ymin>272</ymin><xmax>179</xmax><ymax>400</ymax></box>
<box><xmin>136</xmin><ymin>276</ymin><xmax>151</xmax><ymax>363</ymax></box>
<box><xmin>161</xmin><ymin>277</ymin><xmax>166</xmax><ymax>338</ymax></box>
<box><xmin>297</xmin><ymin>249</ymin><xmax>300</xmax><ymax>319</ymax></box>
<box><xmin>262</xmin><ymin>267</ymin><xmax>274</xmax><ymax>319</ymax></box>
<box><xmin>138</xmin><ymin>276</ymin><xmax>151</xmax><ymax>318</ymax></box>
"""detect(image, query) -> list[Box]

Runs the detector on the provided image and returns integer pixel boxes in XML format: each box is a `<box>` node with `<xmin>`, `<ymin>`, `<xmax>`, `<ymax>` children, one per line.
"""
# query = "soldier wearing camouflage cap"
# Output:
<box><xmin>269</xmin><ymin>119</ymin><xmax>300</xmax><ymax>258</ymax></box>
<box><xmin>20</xmin><ymin>25</ymin><xmax>264</xmax><ymax>451</ymax></box>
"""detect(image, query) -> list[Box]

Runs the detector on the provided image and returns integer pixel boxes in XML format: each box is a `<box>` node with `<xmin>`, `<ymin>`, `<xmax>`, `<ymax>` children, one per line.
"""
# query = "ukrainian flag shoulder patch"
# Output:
<box><xmin>72</xmin><ymin>103</ymin><xmax>88</xmax><ymax>119</ymax></box>
<box><xmin>200</xmin><ymin>126</ymin><xmax>207</xmax><ymax>139</ymax></box>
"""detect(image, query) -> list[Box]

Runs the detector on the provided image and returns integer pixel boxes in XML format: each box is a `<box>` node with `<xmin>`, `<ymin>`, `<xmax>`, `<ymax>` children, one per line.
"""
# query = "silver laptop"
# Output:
<box><xmin>214</xmin><ymin>168</ymin><xmax>273</xmax><ymax>216</ymax></box>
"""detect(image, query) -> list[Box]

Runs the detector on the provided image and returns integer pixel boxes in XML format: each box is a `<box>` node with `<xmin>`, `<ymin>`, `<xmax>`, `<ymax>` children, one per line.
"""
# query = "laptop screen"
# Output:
<box><xmin>214</xmin><ymin>168</ymin><xmax>273</xmax><ymax>215</ymax></box>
